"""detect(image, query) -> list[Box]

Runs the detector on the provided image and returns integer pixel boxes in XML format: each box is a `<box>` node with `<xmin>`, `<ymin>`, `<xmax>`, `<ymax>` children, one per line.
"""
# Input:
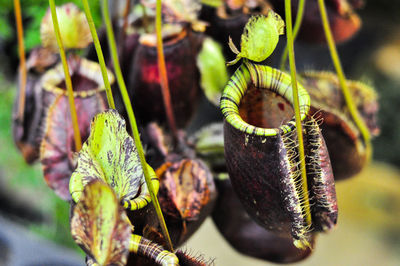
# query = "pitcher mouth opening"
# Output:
<box><xmin>41</xmin><ymin>56</ymin><xmax>114</xmax><ymax>97</ymax></box>
<box><xmin>239</xmin><ymin>83</ymin><xmax>294</xmax><ymax>129</ymax></box>
<box><xmin>220</xmin><ymin>61</ymin><xmax>310</xmax><ymax>136</ymax></box>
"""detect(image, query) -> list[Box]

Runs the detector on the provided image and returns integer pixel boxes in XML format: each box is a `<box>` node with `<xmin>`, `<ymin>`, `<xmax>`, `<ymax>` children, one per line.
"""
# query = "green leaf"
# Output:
<box><xmin>197</xmin><ymin>38</ymin><xmax>229</xmax><ymax>106</ymax></box>
<box><xmin>228</xmin><ymin>12</ymin><xmax>285</xmax><ymax>65</ymax></box>
<box><xmin>70</xmin><ymin>180</ymin><xmax>131</xmax><ymax>266</ymax></box>
<box><xmin>70</xmin><ymin>109</ymin><xmax>145</xmax><ymax>203</ymax></box>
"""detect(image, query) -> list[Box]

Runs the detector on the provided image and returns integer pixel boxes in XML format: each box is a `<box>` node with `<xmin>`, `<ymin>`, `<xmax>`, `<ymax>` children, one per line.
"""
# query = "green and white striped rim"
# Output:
<box><xmin>220</xmin><ymin>61</ymin><xmax>310</xmax><ymax>136</ymax></box>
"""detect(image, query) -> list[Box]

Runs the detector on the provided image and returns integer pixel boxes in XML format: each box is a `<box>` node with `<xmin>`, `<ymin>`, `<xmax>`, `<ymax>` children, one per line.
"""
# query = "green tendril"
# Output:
<box><xmin>101</xmin><ymin>0</ymin><xmax>174</xmax><ymax>252</ymax></box>
<box><xmin>317</xmin><ymin>0</ymin><xmax>372</xmax><ymax>161</ymax></box>
<box><xmin>48</xmin><ymin>0</ymin><xmax>82</xmax><ymax>151</ymax></box>
<box><xmin>280</xmin><ymin>0</ymin><xmax>306</xmax><ymax>70</ymax></box>
<box><xmin>81</xmin><ymin>0</ymin><xmax>115</xmax><ymax>109</ymax></box>
<box><xmin>284</xmin><ymin>0</ymin><xmax>312</xmax><ymax>242</ymax></box>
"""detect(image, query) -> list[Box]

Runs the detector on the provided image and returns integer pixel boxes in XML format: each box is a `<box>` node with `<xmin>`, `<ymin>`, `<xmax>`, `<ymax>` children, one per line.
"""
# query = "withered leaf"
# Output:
<box><xmin>70</xmin><ymin>180</ymin><xmax>131</xmax><ymax>266</ymax></box>
<box><xmin>70</xmin><ymin>109</ymin><xmax>144</xmax><ymax>203</ymax></box>
<box><xmin>157</xmin><ymin>159</ymin><xmax>214</xmax><ymax>221</ymax></box>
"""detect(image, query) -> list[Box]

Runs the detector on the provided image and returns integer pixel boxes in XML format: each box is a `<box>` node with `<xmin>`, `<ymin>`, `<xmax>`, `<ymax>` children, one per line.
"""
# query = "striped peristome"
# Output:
<box><xmin>130</xmin><ymin>234</ymin><xmax>179</xmax><ymax>266</ymax></box>
<box><xmin>220</xmin><ymin>61</ymin><xmax>310</xmax><ymax>136</ymax></box>
<box><xmin>41</xmin><ymin>55</ymin><xmax>114</xmax><ymax>97</ymax></box>
<box><xmin>122</xmin><ymin>163</ymin><xmax>160</xmax><ymax>211</ymax></box>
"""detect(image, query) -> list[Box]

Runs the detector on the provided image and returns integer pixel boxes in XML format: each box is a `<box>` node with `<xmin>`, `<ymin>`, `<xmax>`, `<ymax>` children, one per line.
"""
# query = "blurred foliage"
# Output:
<box><xmin>0</xmin><ymin>0</ymin><xmax>102</xmax><ymax>51</ymax></box>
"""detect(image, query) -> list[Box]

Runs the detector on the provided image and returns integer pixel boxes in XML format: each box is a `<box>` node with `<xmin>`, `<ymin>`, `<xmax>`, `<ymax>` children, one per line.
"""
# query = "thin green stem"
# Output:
<box><xmin>101</xmin><ymin>0</ymin><xmax>174</xmax><ymax>252</ymax></box>
<box><xmin>48</xmin><ymin>0</ymin><xmax>82</xmax><ymax>151</ymax></box>
<box><xmin>317</xmin><ymin>0</ymin><xmax>371</xmax><ymax>160</ymax></box>
<box><xmin>284</xmin><ymin>0</ymin><xmax>312</xmax><ymax>228</ymax></box>
<box><xmin>13</xmin><ymin>0</ymin><xmax>27</xmax><ymax>122</ymax></box>
<box><xmin>280</xmin><ymin>0</ymin><xmax>306</xmax><ymax>70</ymax></box>
<box><xmin>156</xmin><ymin>0</ymin><xmax>178</xmax><ymax>143</ymax></box>
<box><xmin>81</xmin><ymin>0</ymin><xmax>115</xmax><ymax>109</ymax></box>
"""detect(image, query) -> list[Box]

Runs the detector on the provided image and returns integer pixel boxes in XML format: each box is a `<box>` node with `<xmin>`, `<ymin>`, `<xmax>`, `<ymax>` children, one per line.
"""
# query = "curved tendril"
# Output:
<box><xmin>48</xmin><ymin>0</ymin><xmax>82</xmax><ymax>151</ymax></box>
<box><xmin>280</xmin><ymin>0</ymin><xmax>306</xmax><ymax>70</ymax></box>
<box><xmin>317</xmin><ymin>0</ymin><xmax>372</xmax><ymax>161</ymax></box>
<box><xmin>101</xmin><ymin>0</ymin><xmax>174</xmax><ymax>252</ymax></box>
<box><xmin>284</xmin><ymin>0</ymin><xmax>312</xmax><ymax>237</ymax></box>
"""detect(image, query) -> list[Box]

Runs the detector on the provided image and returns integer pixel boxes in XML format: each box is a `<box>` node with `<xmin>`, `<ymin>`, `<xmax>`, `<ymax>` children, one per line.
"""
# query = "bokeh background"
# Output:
<box><xmin>0</xmin><ymin>0</ymin><xmax>399</xmax><ymax>265</ymax></box>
